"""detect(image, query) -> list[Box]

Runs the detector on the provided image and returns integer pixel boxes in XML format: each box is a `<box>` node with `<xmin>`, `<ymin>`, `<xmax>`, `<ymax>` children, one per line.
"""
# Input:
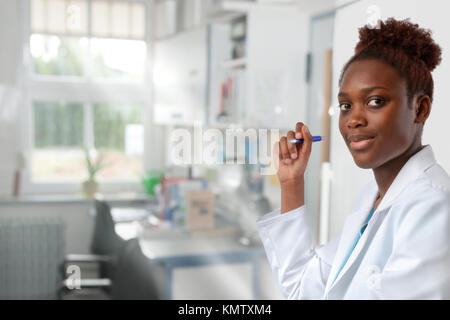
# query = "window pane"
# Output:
<box><xmin>32</xmin><ymin>101</ymin><xmax>86</xmax><ymax>182</ymax></box>
<box><xmin>130</xmin><ymin>3</ymin><xmax>146</xmax><ymax>39</ymax></box>
<box><xmin>47</xmin><ymin>0</ymin><xmax>66</xmax><ymax>33</ymax></box>
<box><xmin>91</xmin><ymin>0</ymin><xmax>109</xmax><ymax>37</ymax></box>
<box><xmin>66</xmin><ymin>0</ymin><xmax>89</xmax><ymax>35</ymax></box>
<box><xmin>110</xmin><ymin>2</ymin><xmax>130</xmax><ymax>38</ymax></box>
<box><xmin>93</xmin><ymin>103</ymin><xmax>143</xmax><ymax>181</ymax></box>
<box><xmin>31</xmin><ymin>0</ymin><xmax>46</xmax><ymax>32</ymax></box>
<box><xmin>90</xmin><ymin>38</ymin><xmax>146</xmax><ymax>80</ymax></box>
<box><xmin>30</xmin><ymin>34</ymin><xmax>88</xmax><ymax>76</ymax></box>
<box><xmin>91</xmin><ymin>0</ymin><xmax>146</xmax><ymax>39</ymax></box>
<box><xmin>34</xmin><ymin>101</ymin><xmax>84</xmax><ymax>148</ymax></box>
<box><xmin>31</xmin><ymin>0</ymin><xmax>88</xmax><ymax>35</ymax></box>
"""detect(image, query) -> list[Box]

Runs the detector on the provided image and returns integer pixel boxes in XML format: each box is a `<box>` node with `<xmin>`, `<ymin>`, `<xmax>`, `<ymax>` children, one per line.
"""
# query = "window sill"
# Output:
<box><xmin>0</xmin><ymin>192</ymin><xmax>157</xmax><ymax>206</ymax></box>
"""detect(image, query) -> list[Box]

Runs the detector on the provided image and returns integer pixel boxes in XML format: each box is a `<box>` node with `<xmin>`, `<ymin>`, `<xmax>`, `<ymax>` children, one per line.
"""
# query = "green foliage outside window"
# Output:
<box><xmin>34</xmin><ymin>101</ymin><xmax>84</xmax><ymax>148</ymax></box>
<box><xmin>93</xmin><ymin>103</ymin><xmax>142</xmax><ymax>151</ymax></box>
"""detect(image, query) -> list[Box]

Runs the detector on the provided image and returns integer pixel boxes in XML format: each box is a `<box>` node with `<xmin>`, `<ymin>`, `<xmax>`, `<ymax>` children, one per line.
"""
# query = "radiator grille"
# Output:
<box><xmin>0</xmin><ymin>218</ymin><xmax>65</xmax><ymax>299</ymax></box>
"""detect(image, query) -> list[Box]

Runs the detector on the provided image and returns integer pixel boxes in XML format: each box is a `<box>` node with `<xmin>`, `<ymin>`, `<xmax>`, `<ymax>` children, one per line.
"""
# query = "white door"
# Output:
<box><xmin>305</xmin><ymin>12</ymin><xmax>335</xmax><ymax>245</ymax></box>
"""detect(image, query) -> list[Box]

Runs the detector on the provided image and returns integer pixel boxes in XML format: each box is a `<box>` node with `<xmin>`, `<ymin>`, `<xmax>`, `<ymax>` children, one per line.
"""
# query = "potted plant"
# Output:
<box><xmin>82</xmin><ymin>148</ymin><xmax>108</xmax><ymax>198</ymax></box>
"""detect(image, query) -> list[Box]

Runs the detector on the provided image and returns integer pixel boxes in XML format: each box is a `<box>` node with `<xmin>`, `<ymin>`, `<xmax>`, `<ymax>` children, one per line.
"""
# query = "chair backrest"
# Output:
<box><xmin>90</xmin><ymin>200</ymin><xmax>124</xmax><ymax>255</ymax></box>
<box><xmin>0</xmin><ymin>218</ymin><xmax>65</xmax><ymax>299</ymax></box>
<box><xmin>111</xmin><ymin>238</ymin><xmax>161</xmax><ymax>300</ymax></box>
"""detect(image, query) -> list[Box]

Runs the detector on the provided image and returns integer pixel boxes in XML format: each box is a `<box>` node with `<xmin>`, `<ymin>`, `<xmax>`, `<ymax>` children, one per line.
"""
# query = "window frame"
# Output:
<box><xmin>20</xmin><ymin>0</ymin><xmax>155</xmax><ymax>195</ymax></box>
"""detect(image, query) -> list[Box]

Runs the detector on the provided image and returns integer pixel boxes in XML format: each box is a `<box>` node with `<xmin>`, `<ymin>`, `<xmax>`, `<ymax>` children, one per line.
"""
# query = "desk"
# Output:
<box><xmin>115</xmin><ymin>221</ymin><xmax>265</xmax><ymax>299</ymax></box>
<box><xmin>140</xmin><ymin>234</ymin><xmax>265</xmax><ymax>299</ymax></box>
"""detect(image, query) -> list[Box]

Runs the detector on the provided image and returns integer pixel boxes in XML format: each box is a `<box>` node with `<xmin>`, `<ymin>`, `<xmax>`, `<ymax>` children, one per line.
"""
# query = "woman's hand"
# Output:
<box><xmin>275</xmin><ymin>122</ymin><xmax>313</xmax><ymax>213</ymax></box>
<box><xmin>276</xmin><ymin>122</ymin><xmax>313</xmax><ymax>184</ymax></box>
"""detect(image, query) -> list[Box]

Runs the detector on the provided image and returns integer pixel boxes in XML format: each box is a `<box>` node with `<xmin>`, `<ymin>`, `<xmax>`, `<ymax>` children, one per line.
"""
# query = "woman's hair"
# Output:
<box><xmin>339</xmin><ymin>18</ymin><xmax>442</xmax><ymax>102</ymax></box>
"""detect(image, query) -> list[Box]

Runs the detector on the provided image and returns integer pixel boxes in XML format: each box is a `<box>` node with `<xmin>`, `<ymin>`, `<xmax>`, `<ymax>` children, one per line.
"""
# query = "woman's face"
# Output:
<box><xmin>338</xmin><ymin>58</ymin><xmax>419</xmax><ymax>169</ymax></box>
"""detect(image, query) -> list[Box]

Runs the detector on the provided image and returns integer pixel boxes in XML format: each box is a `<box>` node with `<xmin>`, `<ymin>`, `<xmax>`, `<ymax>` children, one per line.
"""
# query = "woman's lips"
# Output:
<box><xmin>349</xmin><ymin>136</ymin><xmax>375</xmax><ymax>151</ymax></box>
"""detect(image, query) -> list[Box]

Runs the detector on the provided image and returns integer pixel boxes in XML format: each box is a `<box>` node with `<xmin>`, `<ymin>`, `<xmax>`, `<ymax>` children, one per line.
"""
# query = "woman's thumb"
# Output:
<box><xmin>300</xmin><ymin>125</ymin><xmax>313</xmax><ymax>156</ymax></box>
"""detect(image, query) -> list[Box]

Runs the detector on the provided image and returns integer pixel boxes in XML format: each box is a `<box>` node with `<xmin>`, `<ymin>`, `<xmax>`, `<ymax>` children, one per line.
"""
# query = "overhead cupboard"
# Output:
<box><xmin>152</xmin><ymin>4</ymin><xmax>309</xmax><ymax>130</ymax></box>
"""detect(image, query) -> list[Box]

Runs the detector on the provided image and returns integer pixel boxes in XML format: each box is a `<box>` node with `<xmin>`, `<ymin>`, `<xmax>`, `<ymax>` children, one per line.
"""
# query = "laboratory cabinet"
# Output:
<box><xmin>153</xmin><ymin>26</ymin><xmax>209</xmax><ymax>125</ymax></box>
<box><xmin>153</xmin><ymin>4</ymin><xmax>309</xmax><ymax>130</ymax></box>
<box><xmin>208</xmin><ymin>5</ymin><xmax>309</xmax><ymax>130</ymax></box>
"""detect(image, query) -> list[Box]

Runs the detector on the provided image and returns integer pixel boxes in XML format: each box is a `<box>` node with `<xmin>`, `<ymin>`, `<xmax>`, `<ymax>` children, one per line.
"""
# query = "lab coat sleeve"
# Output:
<box><xmin>369</xmin><ymin>188</ymin><xmax>450</xmax><ymax>299</ymax></box>
<box><xmin>256</xmin><ymin>206</ymin><xmax>339</xmax><ymax>299</ymax></box>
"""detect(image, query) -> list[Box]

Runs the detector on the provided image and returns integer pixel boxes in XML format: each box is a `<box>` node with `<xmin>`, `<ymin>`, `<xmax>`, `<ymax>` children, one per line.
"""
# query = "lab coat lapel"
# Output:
<box><xmin>324</xmin><ymin>185</ymin><xmax>378</xmax><ymax>294</ymax></box>
<box><xmin>330</xmin><ymin>206</ymin><xmax>388</xmax><ymax>294</ymax></box>
<box><xmin>325</xmin><ymin>145</ymin><xmax>437</xmax><ymax>297</ymax></box>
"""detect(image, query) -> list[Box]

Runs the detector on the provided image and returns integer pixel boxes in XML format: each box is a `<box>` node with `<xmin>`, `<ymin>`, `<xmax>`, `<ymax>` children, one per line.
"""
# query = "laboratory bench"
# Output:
<box><xmin>113</xmin><ymin>209</ymin><xmax>266</xmax><ymax>300</ymax></box>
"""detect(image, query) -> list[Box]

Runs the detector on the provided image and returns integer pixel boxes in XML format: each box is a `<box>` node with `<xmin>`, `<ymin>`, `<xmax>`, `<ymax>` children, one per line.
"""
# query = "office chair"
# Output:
<box><xmin>60</xmin><ymin>200</ymin><xmax>160</xmax><ymax>300</ymax></box>
<box><xmin>110</xmin><ymin>238</ymin><xmax>160</xmax><ymax>300</ymax></box>
<box><xmin>59</xmin><ymin>200</ymin><xmax>120</xmax><ymax>299</ymax></box>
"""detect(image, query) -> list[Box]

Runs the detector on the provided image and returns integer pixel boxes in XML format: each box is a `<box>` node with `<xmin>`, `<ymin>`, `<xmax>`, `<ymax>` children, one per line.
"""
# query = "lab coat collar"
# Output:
<box><xmin>374</xmin><ymin>144</ymin><xmax>436</xmax><ymax>213</ymax></box>
<box><xmin>324</xmin><ymin>145</ymin><xmax>437</xmax><ymax>297</ymax></box>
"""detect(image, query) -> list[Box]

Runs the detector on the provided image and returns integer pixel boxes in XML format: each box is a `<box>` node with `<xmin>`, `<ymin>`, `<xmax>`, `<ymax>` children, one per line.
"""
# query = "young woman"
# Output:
<box><xmin>257</xmin><ymin>18</ymin><xmax>450</xmax><ymax>299</ymax></box>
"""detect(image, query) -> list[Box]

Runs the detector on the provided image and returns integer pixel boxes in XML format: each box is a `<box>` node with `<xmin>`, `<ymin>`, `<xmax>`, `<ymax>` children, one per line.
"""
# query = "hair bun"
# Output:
<box><xmin>355</xmin><ymin>18</ymin><xmax>442</xmax><ymax>71</ymax></box>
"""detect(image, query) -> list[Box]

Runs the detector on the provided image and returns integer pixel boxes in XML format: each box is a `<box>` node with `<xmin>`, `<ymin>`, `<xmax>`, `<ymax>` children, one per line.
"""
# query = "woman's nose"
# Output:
<box><xmin>347</xmin><ymin>106</ymin><xmax>368</xmax><ymax>128</ymax></box>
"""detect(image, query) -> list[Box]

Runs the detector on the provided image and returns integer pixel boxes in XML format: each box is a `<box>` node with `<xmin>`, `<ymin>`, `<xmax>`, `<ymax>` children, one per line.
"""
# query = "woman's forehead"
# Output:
<box><xmin>340</xmin><ymin>59</ymin><xmax>406</xmax><ymax>94</ymax></box>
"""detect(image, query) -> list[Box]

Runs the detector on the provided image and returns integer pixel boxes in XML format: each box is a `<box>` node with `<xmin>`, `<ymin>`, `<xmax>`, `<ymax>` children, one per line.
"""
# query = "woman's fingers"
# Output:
<box><xmin>279</xmin><ymin>136</ymin><xmax>291</xmax><ymax>164</ymax></box>
<box><xmin>300</xmin><ymin>125</ymin><xmax>313</xmax><ymax>157</ymax></box>
<box><xmin>273</xmin><ymin>141</ymin><xmax>280</xmax><ymax>169</ymax></box>
<box><xmin>295</xmin><ymin>122</ymin><xmax>304</xmax><ymax>140</ymax></box>
<box><xmin>286</xmin><ymin>131</ymin><xmax>297</xmax><ymax>159</ymax></box>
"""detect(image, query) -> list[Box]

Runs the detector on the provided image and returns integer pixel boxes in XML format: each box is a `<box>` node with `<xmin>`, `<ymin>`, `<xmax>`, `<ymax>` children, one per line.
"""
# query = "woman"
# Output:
<box><xmin>257</xmin><ymin>18</ymin><xmax>450</xmax><ymax>299</ymax></box>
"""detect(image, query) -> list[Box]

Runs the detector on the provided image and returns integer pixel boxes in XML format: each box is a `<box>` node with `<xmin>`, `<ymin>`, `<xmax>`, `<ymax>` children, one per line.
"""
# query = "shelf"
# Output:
<box><xmin>0</xmin><ymin>193</ymin><xmax>156</xmax><ymax>205</ymax></box>
<box><xmin>221</xmin><ymin>0</ymin><xmax>255</xmax><ymax>12</ymax></box>
<box><xmin>205</xmin><ymin>0</ymin><xmax>251</xmax><ymax>24</ymax></box>
<box><xmin>220</xmin><ymin>58</ymin><xmax>247</xmax><ymax>69</ymax></box>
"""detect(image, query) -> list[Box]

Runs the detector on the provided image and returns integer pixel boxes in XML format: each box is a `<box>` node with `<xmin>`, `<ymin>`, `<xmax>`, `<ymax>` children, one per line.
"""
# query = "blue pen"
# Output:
<box><xmin>288</xmin><ymin>136</ymin><xmax>325</xmax><ymax>144</ymax></box>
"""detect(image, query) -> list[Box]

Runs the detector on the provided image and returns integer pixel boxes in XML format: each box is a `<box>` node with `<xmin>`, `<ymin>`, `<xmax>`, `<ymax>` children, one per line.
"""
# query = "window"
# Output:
<box><xmin>25</xmin><ymin>0</ymin><xmax>149</xmax><ymax>188</ymax></box>
<box><xmin>32</xmin><ymin>100</ymin><xmax>85</xmax><ymax>182</ymax></box>
<box><xmin>92</xmin><ymin>102</ymin><xmax>144</xmax><ymax>181</ymax></box>
<box><xmin>30</xmin><ymin>34</ymin><xmax>89</xmax><ymax>77</ymax></box>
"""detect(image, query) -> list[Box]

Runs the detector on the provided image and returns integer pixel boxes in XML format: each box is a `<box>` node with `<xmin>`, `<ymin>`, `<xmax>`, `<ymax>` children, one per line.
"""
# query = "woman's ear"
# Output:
<box><xmin>414</xmin><ymin>94</ymin><xmax>431</xmax><ymax>124</ymax></box>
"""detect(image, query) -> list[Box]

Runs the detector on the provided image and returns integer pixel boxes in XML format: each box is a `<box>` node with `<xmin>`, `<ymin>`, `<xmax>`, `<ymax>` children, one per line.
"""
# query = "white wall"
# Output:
<box><xmin>0</xmin><ymin>0</ymin><xmax>23</xmax><ymax>196</ymax></box>
<box><xmin>329</xmin><ymin>0</ymin><xmax>450</xmax><ymax>238</ymax></box>
<box><xmin>246</xmin><ymin>5</ymin><xmax>308</xmax><ymax>129</ymax></box>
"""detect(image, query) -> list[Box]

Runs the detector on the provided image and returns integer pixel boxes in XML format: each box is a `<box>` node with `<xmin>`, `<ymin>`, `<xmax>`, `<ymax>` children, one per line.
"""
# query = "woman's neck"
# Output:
<box><xmin>372</xmin><ymin>142</ymin><xmax>425</xmax><ymax>208</ymax></box>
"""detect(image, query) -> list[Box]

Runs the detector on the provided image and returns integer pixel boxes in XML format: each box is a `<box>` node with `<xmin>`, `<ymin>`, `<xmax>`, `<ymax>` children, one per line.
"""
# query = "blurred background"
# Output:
<box><xmin>0</xmin><ymin>0</ymin><xmax>449</xmax><ymax>300</ymax></box>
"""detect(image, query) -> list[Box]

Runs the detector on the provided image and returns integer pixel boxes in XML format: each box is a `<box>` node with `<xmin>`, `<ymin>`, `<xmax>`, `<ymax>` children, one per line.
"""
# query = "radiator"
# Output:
<box><xmin>0</xmin><ymin>218</ymin><xmax>65</xmax><ymax>299</ymax></box>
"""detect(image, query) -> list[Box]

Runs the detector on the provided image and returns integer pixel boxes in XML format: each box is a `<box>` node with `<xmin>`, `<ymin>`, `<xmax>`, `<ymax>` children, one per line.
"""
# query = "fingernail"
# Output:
<box><xmin>291</xmin><ymin>153</ymin><xmax>297</xmax><ymax>159</ymax></box>
<box><xmin>283</xmin><ymin>159</ymin><xmax>292</xmax><ymax>165</ymax></box>
<box><xmin>295</xmin><ymin>132</ymin><xmax>301</xmax><ymax>139</ymax></box>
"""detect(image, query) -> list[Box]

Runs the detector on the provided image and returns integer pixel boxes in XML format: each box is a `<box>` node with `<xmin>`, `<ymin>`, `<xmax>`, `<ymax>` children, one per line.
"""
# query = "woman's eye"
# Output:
<box><xmin>338</xmin><ymin>103</ymin><xmax>351</xmax><ymax>111</ymax></box>
<box><xmin>368</xmin><ymin>98</ymin><xmax>384</xmax><ymax>107</ymax></box>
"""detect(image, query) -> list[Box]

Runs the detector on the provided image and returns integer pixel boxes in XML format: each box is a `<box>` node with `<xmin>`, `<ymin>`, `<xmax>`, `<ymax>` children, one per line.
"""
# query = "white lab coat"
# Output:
<box><xmin>257</xmin><ymin>145</ymin><xmax>450</xmax><ymax>299</ymax></box>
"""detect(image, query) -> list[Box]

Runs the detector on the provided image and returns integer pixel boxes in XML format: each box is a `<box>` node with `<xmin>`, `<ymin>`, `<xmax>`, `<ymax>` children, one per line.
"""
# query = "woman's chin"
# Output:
<box><xmin>354</xmin><ymin>161</ymin><xmax>374</xmax><ymax>169</ymax></box>
<box><xmin>351</xmin><ymin>153</ymin><xmax>376</xmax><ymax>169</ymax></box>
